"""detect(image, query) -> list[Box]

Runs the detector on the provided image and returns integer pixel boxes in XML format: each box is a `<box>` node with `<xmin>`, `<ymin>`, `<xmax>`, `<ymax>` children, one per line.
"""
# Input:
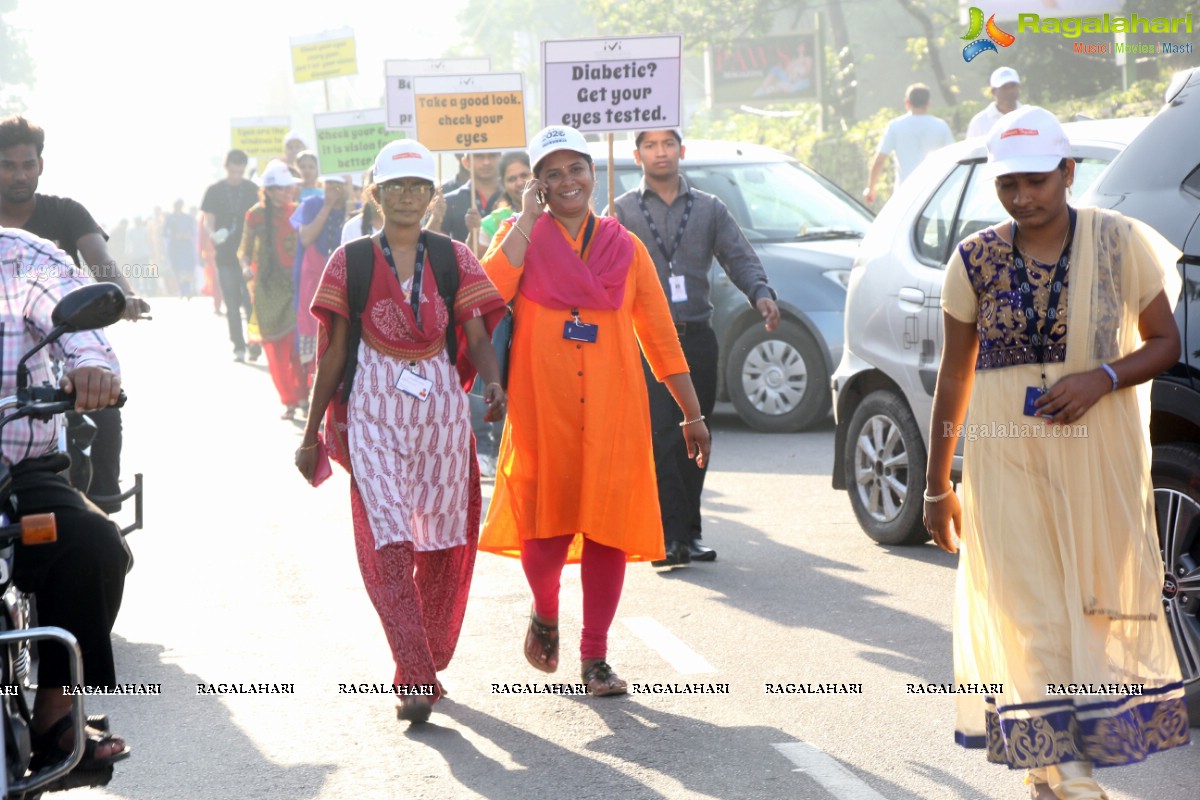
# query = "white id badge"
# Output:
<box><xmin>396</xmin><ymin>368</ymin><xmax>434</xmax><ymax>401</ymax></box>
<box><xmin>669</xmin><ymin>274</ymin><xmax>688</xmax><ymax>303</ymax></box>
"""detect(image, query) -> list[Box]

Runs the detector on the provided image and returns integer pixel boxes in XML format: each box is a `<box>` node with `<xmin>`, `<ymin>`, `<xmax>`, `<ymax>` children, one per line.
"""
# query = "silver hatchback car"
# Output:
<box><xmin>830</xmin><ymin>117</ymin><xmax>1148</xmax><ymax>544</ymax></box>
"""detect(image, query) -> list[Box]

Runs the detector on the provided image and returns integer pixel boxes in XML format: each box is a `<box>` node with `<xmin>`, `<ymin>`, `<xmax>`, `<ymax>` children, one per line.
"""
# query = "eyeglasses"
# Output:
<box><xmin>379</xmin><ymin>181</ymin><xmax>433</xmax><ymax>197</ymax></box>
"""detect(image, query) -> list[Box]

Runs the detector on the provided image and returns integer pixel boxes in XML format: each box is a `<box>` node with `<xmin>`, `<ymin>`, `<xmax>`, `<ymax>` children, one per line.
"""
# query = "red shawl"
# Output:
<box><xmin>519</xmin><ymin>213</ymin><xmax>633</xmax><ymax>310</ymax></box>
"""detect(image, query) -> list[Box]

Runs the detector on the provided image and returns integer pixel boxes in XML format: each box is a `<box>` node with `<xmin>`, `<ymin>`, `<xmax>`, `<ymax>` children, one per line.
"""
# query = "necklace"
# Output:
<box><xmin>1016</xmin><ymin>217</ymin><xmax>1070</xmax><ymax>266</ymax></box>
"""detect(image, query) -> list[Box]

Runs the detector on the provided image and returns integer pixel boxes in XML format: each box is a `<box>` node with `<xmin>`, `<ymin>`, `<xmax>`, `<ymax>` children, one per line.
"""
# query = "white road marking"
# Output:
<box><xmin>772</xmin><ymin>742</ymin><xmax>891</xmax><ymax>800</ymax></box>
<box><xmin>621</xmin><ymin>616</ymin><xmax>716</xmax><ymax>674</ymax></box>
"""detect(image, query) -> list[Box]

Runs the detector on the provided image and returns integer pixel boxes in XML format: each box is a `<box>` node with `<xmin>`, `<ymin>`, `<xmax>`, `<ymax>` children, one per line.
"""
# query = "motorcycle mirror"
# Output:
<box><xmin>51</xmin><ymin>283</ymin><xmax>127</xmax><ymax>332</ymax></box>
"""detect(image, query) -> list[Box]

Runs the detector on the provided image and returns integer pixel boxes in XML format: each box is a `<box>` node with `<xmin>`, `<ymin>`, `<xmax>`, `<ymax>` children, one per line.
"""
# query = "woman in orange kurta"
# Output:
<box><xmin>480</xmin><ymin>126</ymin><xmax>711</xmax><ymax>696</ymax></box>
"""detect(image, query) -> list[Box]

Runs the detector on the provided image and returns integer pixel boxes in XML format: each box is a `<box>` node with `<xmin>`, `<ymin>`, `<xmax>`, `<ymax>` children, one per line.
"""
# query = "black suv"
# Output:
<box><xmin>1079</xmin><ymin>67</ymin><xmax>1200</xmax><ymax>717</ymax></box>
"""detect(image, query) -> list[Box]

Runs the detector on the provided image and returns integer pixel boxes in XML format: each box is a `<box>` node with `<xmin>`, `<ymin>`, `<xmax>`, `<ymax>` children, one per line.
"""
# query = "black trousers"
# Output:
<box><xmin>10</xmin><ymin>455</ymin><xmax>128</xmax><ymax>689</ymax></box>
<box><xmin>86</xmin><ymin>406</ymin><xmax>123</xmax><ymax>513</ymax></box>
<box><xmin>216</xmin><ymin>261</ymin><xmax>251</xmax><ymax>351</ymax></box>
<box><xmin>643</xmin><ymin>326</ymin><xmax>719</xmax><ymax>547</ymax></box>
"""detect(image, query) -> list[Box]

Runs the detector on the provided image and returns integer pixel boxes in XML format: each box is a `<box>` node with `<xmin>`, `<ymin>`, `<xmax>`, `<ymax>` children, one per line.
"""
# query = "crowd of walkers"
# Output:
<box><xmin>225</xmin><ymin>116</ymin><xmax>1188</xmax><ymax>798</ymax></box>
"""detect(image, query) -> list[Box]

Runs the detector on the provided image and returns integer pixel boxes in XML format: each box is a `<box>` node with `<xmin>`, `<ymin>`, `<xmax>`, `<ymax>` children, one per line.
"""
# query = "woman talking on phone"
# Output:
<box><xmin>478</xmin><ymin>126</ymin><xmax>710</xmax><ymax>696</ymax></box>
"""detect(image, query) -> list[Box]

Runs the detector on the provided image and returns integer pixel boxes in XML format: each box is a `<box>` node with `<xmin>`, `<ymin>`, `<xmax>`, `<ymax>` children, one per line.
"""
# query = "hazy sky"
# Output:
<box><xmin>9</xmin><ymin>0</ymin><xmax>471</xmax><ymax>225</ymax></box>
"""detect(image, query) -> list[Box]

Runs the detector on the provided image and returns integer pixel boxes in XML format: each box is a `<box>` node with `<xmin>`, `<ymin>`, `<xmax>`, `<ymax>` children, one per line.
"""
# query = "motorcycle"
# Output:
<box><xmin>0</xmin><ymin>283</ymin><xmax>128</xmax><ymax>799</ymax></box>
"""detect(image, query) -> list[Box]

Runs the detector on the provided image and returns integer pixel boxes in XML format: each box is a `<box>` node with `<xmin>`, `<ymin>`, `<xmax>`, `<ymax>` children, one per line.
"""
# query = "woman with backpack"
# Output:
<box><xmin>294</xmin><ymin>140</ymin><xmax>507</xmax><ymax>724</ymax></box>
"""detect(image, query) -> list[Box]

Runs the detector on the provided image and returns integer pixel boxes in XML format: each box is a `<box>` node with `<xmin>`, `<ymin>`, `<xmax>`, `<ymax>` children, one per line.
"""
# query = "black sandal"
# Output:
<box><xmin>524</xmin><ymin>610</ymin><xmax>558</xmax><ymax>673</ymax></box>
<box><xmin>30</xmin><ymin>715</ymin><xmax>131</xmax><ymax>772</ymax></box>
<box><xmin>395</xmin><ymin>696</ymin><xmax>432</xmax><ymax>724</ymax></box>
<box><xmin>582</xmin><ymin>660</ymin><xmax>627</xmax><ymax>697</ymax></box>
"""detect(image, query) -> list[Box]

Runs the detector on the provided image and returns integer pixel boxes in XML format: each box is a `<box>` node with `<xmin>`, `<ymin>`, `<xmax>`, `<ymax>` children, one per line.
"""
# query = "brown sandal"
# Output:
<box><xmin>524</xmin><ymin>610</ymin><xmax>558</xmax><ymax>673</ymax></box>
<box><xmin>582</xmin><ymin>660</ymin><xmax>627</xmax><ymax>697</ymax></box>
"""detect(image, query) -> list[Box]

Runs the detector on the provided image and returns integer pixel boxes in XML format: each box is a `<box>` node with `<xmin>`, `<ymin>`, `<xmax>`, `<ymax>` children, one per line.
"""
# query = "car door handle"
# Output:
<box><xmin>898</xmin><ymin>287</ymin><xmax>925</xmax><ymax>304</ymax></box>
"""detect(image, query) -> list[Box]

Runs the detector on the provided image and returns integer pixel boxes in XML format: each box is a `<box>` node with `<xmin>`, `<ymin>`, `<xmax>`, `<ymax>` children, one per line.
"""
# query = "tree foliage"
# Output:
<box><xmin>0</xmin><ymin>0</ymin><xmax>32</xmax><ymax>86</ymax></box>
<box><xmin>584</xmin><ymin>0</ymin><xmax>793</xmax><ymax>52</ymax></box>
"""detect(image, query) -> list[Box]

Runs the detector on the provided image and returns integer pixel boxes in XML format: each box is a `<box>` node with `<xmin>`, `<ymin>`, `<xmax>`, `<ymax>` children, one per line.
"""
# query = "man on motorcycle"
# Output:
<box><xmin>0</xmin><ymin>115</ymin><xmax>148</xmax><ymax>515</ymax></box>
<box><xmin>0</xmin><ymin>227</ymin><xmax>131</xmax><ymax>771</ymax></box>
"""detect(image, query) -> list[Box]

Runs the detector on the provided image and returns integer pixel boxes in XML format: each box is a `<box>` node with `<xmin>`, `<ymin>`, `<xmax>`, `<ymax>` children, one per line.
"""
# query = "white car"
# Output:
<box><xmin>831</xmin><ymin>117</ymin><xmax>1149</xmax><ymax>544</ymax></box>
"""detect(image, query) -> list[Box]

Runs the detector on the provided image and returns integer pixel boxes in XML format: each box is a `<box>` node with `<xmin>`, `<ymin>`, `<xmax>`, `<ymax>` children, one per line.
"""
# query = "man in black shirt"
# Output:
<box><xmin>0</xmin><ymin>115</ymin><xmax>149</xmax><ymax>513</ymax></box>
<box><xmin>200</xmin><ymin>149</ymin><xmax>260</xmax><ymax>361</ymax></box>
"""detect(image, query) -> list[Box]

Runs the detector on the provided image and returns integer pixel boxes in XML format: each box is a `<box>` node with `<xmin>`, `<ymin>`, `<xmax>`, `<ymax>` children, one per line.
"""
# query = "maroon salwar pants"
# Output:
<box><xmin>348</xmin><ymin>466</ymin><xmax>479</xmax><ymax>704</ymax></box>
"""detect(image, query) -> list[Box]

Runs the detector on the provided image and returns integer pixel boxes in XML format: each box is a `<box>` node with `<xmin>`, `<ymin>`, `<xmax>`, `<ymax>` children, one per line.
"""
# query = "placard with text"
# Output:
<box><xmin>290</xmin><ymin>28</ymin><xmax>357</xmax><ymax>83</ymax></box>
<box><xmin>385</xmin><ymin>58</ymin><xmax>492</xmax><ymax>132</ymax></box>
<box><xmin>313</xmin><ymin>109</ymin><xmax>403</xmax><ymax>175</ymax></box>
<box><xmin>542</xmin><ymin>35</ymin><xmax>682</xmax><ymax>133</ymax></box>
<box><xmin>412</xmin><ymin>73</ymin><xmax>527</xmax><ymax>152</ymax></box>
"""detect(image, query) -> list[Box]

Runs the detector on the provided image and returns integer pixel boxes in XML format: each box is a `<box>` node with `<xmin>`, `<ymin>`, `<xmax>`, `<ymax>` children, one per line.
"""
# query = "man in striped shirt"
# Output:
<box><xmin>0</xmin><ymin>227</ymin><xmax>131</xmax><ymax>768</ymax></box>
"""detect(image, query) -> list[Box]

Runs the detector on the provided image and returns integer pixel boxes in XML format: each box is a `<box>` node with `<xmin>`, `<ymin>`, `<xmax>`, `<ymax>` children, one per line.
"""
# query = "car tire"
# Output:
<box><xmin>1151</xmin><ymin>442</ymin><xmax>1200</xmax><ymax>724</ymax></box>
<box><xmin>843</xmin><ymin>390</ymin><xmax>931</xmax><ymax>546</ymax></box>
<box><xmin>725</xmin><ymin>320</ymin><xmax>830</xmax><ymax>432</ymax></box>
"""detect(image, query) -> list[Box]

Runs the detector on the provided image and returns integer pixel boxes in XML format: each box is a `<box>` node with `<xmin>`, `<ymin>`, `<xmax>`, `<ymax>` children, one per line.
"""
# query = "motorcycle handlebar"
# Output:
<box><xmin>23</xmin><ymin>386</ymin><xmax>127</xmax><ymax>421</ymax></box>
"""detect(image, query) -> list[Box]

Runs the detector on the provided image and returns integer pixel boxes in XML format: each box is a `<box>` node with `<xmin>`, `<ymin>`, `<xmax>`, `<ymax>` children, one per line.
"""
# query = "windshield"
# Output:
<box><xmin>597</xmin><ymin>159</ymin><xmax>872</xmax><ymax>242</ymax></box>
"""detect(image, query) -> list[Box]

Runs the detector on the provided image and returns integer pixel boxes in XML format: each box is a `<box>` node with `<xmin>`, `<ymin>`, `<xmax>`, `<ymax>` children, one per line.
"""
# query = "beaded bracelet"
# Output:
<box><xmin>679</xmin><ymin>415</ymin><xmax>706</xmax><ymax>427</ymax></box>
<box><xmin>511</xmin><ymin>223</ymin><xmax>531</xmax><ymax>244</ymax></box>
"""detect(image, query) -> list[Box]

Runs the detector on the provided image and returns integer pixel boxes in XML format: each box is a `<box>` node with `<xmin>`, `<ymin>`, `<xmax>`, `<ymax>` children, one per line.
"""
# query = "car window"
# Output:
<box><xmin>1072</xmin><ymin>157</ymin><xmax>1117</xmax><ymax>197</ymax></box>
<box><xmin>594</xmin><ymin>159</ymin><xmax>871</xmax><ymax>242</ymax></box>
<box><xmin>949</xmin><ymin>157</ymin><xmax>1116</xmax><ymax>249</ymax></box>
<box><xmin>953</xmin><ymin>164</ymin><xmax>1004</xmax><ymax>245</ymax></box>
<box><xmin>914</xmin><ymin>163</ymin><xmax>970</xmax><ymax>267</ymax></box>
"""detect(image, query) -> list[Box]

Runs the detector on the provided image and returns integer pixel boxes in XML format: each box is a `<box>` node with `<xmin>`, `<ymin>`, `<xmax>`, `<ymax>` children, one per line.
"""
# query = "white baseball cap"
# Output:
<box><xmin>990</xmin><ymin>66</ymin><xmax>1020</xmax><ymax>89</ymax></box>
<box><xmin>986</xmin><ymin>106</ymin><xmax>1070</xmax><ymax>177</ymax></box>
<box><xmin>373</xmin><ymin>140</ymin><xmax>436</xmax><ymax>184</ymax></box>
<box><xmin>284</xmin><ymin>129</ymin><xmax>305</xmax><ymax>145</ymax></box>
<box><xmin>260</xmin><ymin>161</ymin><xmax>299</xmax><ymax>188</ymax></box>
<box><xmin>528</xmin><ymin>125</ymin><xmax>590</xmax><ymax>172</ymax></box>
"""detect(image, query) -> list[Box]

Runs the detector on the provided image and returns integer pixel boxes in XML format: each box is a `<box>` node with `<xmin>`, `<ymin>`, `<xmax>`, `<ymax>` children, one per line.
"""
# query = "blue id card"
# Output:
<box><xmin>563</xmin><ymin>320</ymin><xmax>599</xmax><ymax>343</ymax></box>
<box><xmin>1023</xmin><ymin>386</ymin><xmax>1048</xmax><ymax>417</ymax></box>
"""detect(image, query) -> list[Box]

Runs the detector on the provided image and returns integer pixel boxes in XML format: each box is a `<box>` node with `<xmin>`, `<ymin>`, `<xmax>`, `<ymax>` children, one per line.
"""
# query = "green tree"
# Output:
<box><xmin>0</xmin><ymin>0</ymin><xmax>33</xmax><ymax>114</ymax></box>
<box><xmin>454</xmin><ymin>0</ymin><xmax>602</xmax><ymax>128</ymax></box>
<box><xmin>584</xmin><ymin>0</ymin><xmax>785</xmax><ymax>50</ymax></box>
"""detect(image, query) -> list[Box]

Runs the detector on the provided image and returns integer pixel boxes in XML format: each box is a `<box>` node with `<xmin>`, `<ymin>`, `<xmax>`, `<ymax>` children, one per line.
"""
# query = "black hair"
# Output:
<box><xmin>0</xmin><ymin>116</ymin><xmax>45</xmax><ymax>156</ymax></box>
<box><xmin>532</xmin><ymin>152</ymin><xmax>593</xmax><ymax>179</ymax></box>
<box><xmin>905</xmin><ymin>83</ymin><xmax>932</xmax><ymax>109</ymax></box>
<box><xmin>226</xmin><ymin>149</ymin><xmax>249</xmax><ymax>167</ymax></box>
<box><xmin>634</xmin><ymin>129</ymin><xmax>682</xmax><ymax>148</ymax></box>
<box><xmin>499</xmin><ymin>151</ymin><xmax>531</xmax><ymax>177</ymax></box>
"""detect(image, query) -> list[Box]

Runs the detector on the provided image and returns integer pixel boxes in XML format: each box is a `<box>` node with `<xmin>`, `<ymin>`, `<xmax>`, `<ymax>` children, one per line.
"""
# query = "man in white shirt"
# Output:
<box><xmin>966</xmin><ymin>66</ymin><xmax>1022</xmax><ymax>138</ymax></box>
<box><xmin>863</xmin><ymin>83</ymin><xmax>954</xmax><ymax>204</ymax></box>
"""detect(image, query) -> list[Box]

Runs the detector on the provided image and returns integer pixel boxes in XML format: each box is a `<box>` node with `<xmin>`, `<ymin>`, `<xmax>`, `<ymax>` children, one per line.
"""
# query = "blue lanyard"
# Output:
<box><xmin>636</xmin><ymin>189</ymin><xmax>693</xmax><ymax>273</ymax></box>
<box><xmin>378</xmin><ymin>232</ymin><xmax>426</xmax><ymax>326</ymax></box>
<box><xmin>1011</xmin><ymin>207</ymin><xmax>1077</xmax><ymax>381</ymax></box>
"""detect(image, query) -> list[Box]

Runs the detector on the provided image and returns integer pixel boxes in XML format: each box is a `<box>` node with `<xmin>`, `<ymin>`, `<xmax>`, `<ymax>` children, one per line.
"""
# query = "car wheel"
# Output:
<box><xmin>843</xmin><ymin>390</ymin><xmax>930</xmax><ymax>546</ymax></box>
<box><xmin>725</xmin><ymin>320</ymin><xmax>830</xmax><ymax>432</ymax></box>
<box><xmin>1151</xmin><ymin>442</ymin><xmax>1200</xmax><ymax>723</ymax></box>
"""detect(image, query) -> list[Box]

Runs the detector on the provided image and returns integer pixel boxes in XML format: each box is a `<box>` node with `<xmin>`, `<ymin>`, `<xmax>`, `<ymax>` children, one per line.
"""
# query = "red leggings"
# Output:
<box><xmin>262</xmin><ymin>333</ymin><xmax>305</xmax><ymax>408</ymax></box>
<box><xmin>520</xmin><ymin>535</ymin><xmax>626</xmax><ymax>661</ymax></box>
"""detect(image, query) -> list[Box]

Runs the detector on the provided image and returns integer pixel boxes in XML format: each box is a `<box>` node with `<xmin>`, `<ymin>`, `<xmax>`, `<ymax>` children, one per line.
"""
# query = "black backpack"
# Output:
<box><xmin>340</xmin><ymin>232</ymin><xmax>459</xmax><ymax>403</ymax></box>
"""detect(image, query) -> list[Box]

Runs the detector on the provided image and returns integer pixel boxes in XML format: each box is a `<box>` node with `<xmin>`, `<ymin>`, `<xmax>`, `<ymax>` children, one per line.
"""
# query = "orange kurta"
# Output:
<box><xmin>480</xmin><ymin>216</ymin><xmax>689</xmax><ymax>563</ymax></box>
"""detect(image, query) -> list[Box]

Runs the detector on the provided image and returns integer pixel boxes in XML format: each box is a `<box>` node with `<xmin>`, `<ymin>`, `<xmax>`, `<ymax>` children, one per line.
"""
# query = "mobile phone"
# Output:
<box><xmin>536</xmin><ymin>187</ymin><xmax>546</xmax><ymax>205</ymax></box>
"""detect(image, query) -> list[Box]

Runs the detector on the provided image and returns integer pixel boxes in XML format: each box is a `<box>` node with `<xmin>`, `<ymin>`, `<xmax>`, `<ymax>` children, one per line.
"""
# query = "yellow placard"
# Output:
<box><xmin>231</xmin><ymin>125</ymin><xmax>289</xmax><ymax>164</ymax></box>
<box><xmin>291</xmin><ymin>36</ymin><xmax>357</xmax><ymax>83</ymax></box>
<box><xmin>414</xmin><ymin>90</ymin><xmax>526</xmax><ymax>152</ymax></box>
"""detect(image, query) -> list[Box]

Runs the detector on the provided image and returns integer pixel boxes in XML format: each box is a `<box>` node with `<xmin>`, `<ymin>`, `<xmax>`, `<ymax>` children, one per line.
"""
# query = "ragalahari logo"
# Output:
<box><xmin>962</xmin><ymin>7</ymin><xmax>1015</xmax><ymax>62</ymax></box>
